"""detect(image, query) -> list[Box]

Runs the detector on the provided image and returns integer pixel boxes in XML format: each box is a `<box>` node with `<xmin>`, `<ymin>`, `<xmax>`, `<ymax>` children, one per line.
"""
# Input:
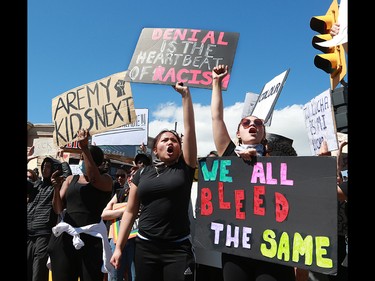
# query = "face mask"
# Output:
<box><xmin>78</xmin><ymin>160</ymin><xmax>86</xmax><ymax>174</ymax></box>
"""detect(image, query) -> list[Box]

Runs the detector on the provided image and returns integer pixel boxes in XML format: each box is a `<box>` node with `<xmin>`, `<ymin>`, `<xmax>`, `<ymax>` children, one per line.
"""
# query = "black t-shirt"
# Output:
<box><xmin>115</xmin><ymin>185</ymin><xmax>130</xmax><ymax>203</ymax></box>
<box><xmin>64</xmin><ymin>175</ymin><xmax>112</xmax><ymax>227</ymax></box>
<box><xmin>132</xmin><ymin>157</ymin><xmax>195</xmax><ymax>241</ymax></box>
<box><xmin>223</xmin><ymin>141</ymin><xmax>237</xmax><ymax>157</ymax></box>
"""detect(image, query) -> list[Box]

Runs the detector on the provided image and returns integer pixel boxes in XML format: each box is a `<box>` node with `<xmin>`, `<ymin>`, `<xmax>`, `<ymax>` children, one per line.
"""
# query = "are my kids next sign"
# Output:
<box><xmin>194</xmin><ymin>156</ymin><xmax>338</xmax><ymax>275</ymax></box>
<box><xmin>52</xmin><ymin>71</ymin><xmax>136</xmax><ymax>148</ymax></box>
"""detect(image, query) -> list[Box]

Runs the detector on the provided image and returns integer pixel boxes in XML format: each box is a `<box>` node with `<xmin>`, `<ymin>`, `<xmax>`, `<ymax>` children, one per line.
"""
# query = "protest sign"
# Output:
<box><xmin>32</xmin><ymin>138</ymin><xmax>57</xmax><ymax>157</ymax></box>
<box><xmin>126</xmin><ymin>28</ymin><xmax>239</xmax><ymax>90</ymax></box>
<box><xmin>250</xmin><ymin>69</ymin><xmax>289</xmax><ymax>124</ymax></box>
<box><xmin>52</xmin><ymin>71</ymin><xmax>136</xmax><ymax>147</ymax></box>
<box><xmin>303</xmin><ymin>88</ymin><xmax>338</xmax><ymax>155</ymax></box>
<box><xmin>92</xmin><ymin>108</ymin><xmax>148</xmax><ymax>146</ymax></box>
<box><xmin>241</xmin><ymin>92</ymin><xmax>259</xmax><ymax>118</ymax></box>
<box><xmin>194</xmin><ymin>156</ymin><xmax>338</xmax><ymax>275</ymax></box>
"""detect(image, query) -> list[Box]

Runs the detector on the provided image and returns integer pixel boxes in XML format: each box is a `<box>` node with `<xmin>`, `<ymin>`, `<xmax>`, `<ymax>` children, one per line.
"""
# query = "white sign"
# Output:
<box><xmin>241</xmin><ymin>92</ymin><xmax>259</xmax><ymax>118</ymax></box>
<box><xmin>303</xmin><ymin>89</ymin><xmax>338</xmax><ymax>155</ymax></box>
<box><xmin>32</xmin><ymin>138</ymin><xmax>58</xmax><ymax>157</ymax></box>
<box><xmin>250</xmin><ymin>69</ymin><xmax>289</xmax><ymax>124</ymax></box>
<box><xmin>91</xmin><ymin>108</ymin><xmax>148</xmax><ymax>146</ymax></box>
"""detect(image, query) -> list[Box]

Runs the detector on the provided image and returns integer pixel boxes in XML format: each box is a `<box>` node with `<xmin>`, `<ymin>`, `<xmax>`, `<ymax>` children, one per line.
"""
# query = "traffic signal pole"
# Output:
<box><xmin>310</xmin><ymin>0</ymin><xmax>347</xmax><ymax>90</ymax></box>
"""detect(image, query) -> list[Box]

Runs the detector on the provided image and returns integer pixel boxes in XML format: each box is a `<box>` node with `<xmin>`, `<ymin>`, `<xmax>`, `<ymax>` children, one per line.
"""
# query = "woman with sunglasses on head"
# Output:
<box><xmin>110</xmin><ymin>82</ymin><xmax>197</xmax><ymax>281</ymax></box>
<box><xmin>210</xmin><ymin>65</ymin><xmax>295</xmax><ymax>281</ymax></box>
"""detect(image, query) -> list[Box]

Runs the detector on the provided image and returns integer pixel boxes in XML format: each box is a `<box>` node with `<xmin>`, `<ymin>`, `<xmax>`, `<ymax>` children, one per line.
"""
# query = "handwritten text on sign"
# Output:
<box><xmin>303</xmin><ymin>88</ymin><xmax>338</xmax><ymax>155</ymax></box>
<box><xmin>52</xmin><ymin>71</ymin><xmax>136</xmax><ymax>147</ymax></box>
<box><xmin>194</xmin><ymin>156</ymin><xmax>338</xmax><ymax>275</ymax></box>
<box><xmin>126</xmin><ymin>28</ymin><xmax>239</xmax><ymax>90</ymax></box>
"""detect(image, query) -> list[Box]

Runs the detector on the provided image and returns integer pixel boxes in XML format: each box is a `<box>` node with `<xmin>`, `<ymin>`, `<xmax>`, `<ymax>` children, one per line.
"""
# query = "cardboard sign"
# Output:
<box><xmin>194</xmin><ymin>156</ymin><xmax>338</xmax><ymax>275</ymax></box>
<box><xmin>52</xmin><ymin>71</ymin><xmax>137</xmax><ymax>148</ymax></box>
<box><xmin>126</xmin><ymin>28</ymin><xmax>239</xmax><ymax>90</ymax></box>
<box><xmin>32</xmin><ymin>138</ymin><xmax>58</xmax><ymax>157</ymax></box>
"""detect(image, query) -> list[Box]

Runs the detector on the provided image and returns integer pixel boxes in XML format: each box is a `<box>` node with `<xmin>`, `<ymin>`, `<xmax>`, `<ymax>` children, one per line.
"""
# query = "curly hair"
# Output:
<box><xmin>265</xmin><ymin>135</ymin><xmax>297</xmax><ymax>156</ymax></box>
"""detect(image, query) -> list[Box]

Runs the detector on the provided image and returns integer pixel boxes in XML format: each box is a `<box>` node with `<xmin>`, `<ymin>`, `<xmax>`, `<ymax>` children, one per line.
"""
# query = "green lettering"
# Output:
<box><xmin>292</xmin><ymin>233</ymin><xmax>313</xmax><ymax>265</ymax></box>
<box><xmin>260</xmin><ymin>229</ymin><xmax>277</xmax><ymax>258</ymax></box>
<box><xmin>316</xmin><ymin>236</ymin><xmax>333</xmax><ymax>268</ymax></box>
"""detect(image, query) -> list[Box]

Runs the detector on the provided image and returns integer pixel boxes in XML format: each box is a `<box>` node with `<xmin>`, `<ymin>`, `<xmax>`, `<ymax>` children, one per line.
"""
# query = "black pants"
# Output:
<box><xmin>27</xmin><ymin>234</ymin><xmax>51</xmax><ymax>281</ymax></box>
<box><xmin>222</xmin><ymin>253</ymin><xmax>295</xmax><ymax>281</ymax></box>
<box><xmin>47</xmin><ymin>232</ymin><xmax>104</xmax><ymax>281</ymax></box>
<box><xmin>134</xmin><ymin>237</ymin><xmax>195</xmax><ymax>281</ymax></box>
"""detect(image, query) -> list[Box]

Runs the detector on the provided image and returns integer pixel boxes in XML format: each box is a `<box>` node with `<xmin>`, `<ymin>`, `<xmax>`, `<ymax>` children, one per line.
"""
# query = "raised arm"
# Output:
<box><xmin>172</xmin><ymin>82</ymin><xmax>197</xmax><ymax>168</ymax></box>
<box><xmin>27</xmin><ymin>146</ymin><xmax>38</xmax><ymax>163</ymax></box>
<box><xmin>77</xmin><ymin>129</ymin><xmax>112</xmax><ymax>192</ymax></box>
<box><xmin>211</xmin><ymin>65</ymin><xmax>232</xmax><ymax>156</ymax></box>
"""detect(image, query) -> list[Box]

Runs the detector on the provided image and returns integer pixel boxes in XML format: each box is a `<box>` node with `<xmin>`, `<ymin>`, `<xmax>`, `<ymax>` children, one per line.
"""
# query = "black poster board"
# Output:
<box><xmin>126</xmin><ymin>28</ymin><xmax>239</xmax><ymax>90</ymax></box>
<box><xmin>194</xmin><ymin>156</ymin><xmax>338</xmax><ymax>275</ymax></box>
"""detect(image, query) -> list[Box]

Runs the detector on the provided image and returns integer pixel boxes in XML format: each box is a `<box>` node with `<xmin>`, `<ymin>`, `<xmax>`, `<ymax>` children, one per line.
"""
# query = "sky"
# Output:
<box><xmin>27</xmin><ymin>0</ymin><xmax>343</xmax><ymax>158</ymax></box>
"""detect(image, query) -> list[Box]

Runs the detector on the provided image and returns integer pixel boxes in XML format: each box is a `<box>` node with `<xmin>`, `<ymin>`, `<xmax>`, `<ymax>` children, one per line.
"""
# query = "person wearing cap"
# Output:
<box><xmin>134</xmin><ymin>153</ymin><xmax>152</xmax><ymax>168</ymax></box>
<box><xmin>27</xmin><ymin>155</ymin><xmax>64</xmax><ymax>281</ymax></box>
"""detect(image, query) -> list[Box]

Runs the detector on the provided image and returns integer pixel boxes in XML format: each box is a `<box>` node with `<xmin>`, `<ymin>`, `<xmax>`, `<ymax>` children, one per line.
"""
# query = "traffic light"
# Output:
<box><xmin>310</xmin><ymin>0</ymin><xmax>346</xmax><ymax>90</ymax></box>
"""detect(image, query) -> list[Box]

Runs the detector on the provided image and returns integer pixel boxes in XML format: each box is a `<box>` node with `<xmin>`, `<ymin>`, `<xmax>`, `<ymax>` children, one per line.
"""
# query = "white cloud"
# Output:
<box><xmin>149</xmin><ymin>102</ymin><xmax>312</xmax><ymax>157</ymax></box>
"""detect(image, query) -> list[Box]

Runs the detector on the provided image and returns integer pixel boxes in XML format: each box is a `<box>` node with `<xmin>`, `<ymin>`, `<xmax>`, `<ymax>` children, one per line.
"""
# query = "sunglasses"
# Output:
<box><xmin>240</xmin><ymin>118</ymin><xmax>264</xmax><ymax>129</ymax></box>
<box><xmin>116</xmin><ymin>174</ymin><xmax>126</xmax><ymax>178</ymax></box>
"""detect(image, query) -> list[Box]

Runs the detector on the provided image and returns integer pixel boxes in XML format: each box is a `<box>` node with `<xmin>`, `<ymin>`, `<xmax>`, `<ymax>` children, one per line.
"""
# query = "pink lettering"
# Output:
<box><xmin>151</xmin><ymin>28</ymin><xmax>163</xmax><ymax>40</ymax></box>
<box><xmin>201</xmin><ymin>31</ymin><xmax>215</xmax><ymax>44</ymax></box>
<box><xmin>174</xmin><ymin>29</ymin><xmax>187</xmax><ymax>41</ymax></box>
<box><xmin>163</xmin><ymin>28</ymin><xmax>174</xmax><ymax>40</ymax></box>
<box><xmin>266</xmin><ymin>162</ymin><xmax>277</xmax><ymax>185</ymax></box>
<box><xmin>280</xmin><ymin>163</ymin><xmax>293</xmax><ymax>186</ymax></box>
<box><xmin>188</xmin><ymin>29</ymin><xmax>200</xmax><ymax>42</ymax></box>
<box><xmin>251</xmin><ymin>163</ymin><xmax>266</xmax><ymax>184</ymax></box>
<box><xmin>217</xmin><ymin>32</ymin><xmax>229</xmax><ymax>45</ymax></box>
